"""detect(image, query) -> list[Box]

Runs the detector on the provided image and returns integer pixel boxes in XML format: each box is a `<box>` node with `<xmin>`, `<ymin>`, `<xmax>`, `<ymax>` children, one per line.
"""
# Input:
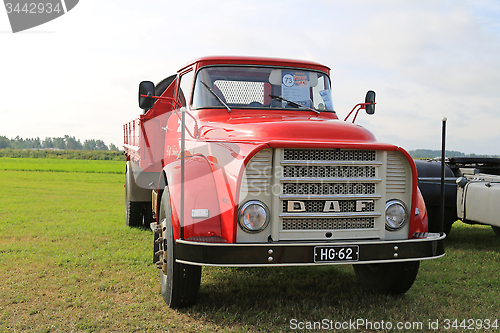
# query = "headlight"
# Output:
<box><xmin>238</xmin><ymin>200</ymin><xmax>270</xmax><ymax>233</ymax></box>
<box><xmin>385</xmin><ymin>200</ymin><xmax>408</xmax><ymax>231</ymax></box>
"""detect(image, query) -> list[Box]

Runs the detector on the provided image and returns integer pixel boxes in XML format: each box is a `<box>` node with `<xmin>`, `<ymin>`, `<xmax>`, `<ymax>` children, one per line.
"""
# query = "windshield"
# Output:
<box><xmin>191</xmin><ymin>66</ymin><xmax>334</xmax><ymax>112</ymax></box>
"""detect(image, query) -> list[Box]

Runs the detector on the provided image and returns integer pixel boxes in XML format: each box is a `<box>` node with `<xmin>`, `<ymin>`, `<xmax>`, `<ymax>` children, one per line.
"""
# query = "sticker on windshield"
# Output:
<box><xmin>281</xmin><ymin>71</ymin><xmax>311</xmax><ymax>108</ymax></box>
<box><xmin>282</xmin><ymin>74</ymin><xmax>294</xmax><ymax>87</ymax></box>
<box><xmin>319</xmin><ymin>89</ymin><xmax>334</xmax><ymax>110</ymax></box>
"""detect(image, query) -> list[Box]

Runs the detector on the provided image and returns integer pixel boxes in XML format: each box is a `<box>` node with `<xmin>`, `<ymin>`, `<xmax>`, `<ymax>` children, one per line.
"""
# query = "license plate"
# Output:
<box><xmin>314</xmin><ymin>245</ymin><xmax>359</xmax><ymax>263</ymax></box>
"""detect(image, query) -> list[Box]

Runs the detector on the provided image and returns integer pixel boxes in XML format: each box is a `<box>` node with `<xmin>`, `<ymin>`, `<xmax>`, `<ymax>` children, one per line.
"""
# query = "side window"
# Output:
<box><xmin>177</xmin><ymin>70</ymin><xmax>194</xmax><ymax>108</ymax></box>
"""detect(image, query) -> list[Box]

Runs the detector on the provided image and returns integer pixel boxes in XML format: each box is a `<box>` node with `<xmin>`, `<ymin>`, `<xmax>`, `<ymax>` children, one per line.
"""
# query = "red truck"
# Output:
<box><xmin>123</xmin><ymin>56</ymin><xmax>445</xmax><ymax>308</ymax></box>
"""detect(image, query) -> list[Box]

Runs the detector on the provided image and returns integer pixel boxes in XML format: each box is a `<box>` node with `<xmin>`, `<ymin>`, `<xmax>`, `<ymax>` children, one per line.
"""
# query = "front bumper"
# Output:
<box><xmin>175</xmin><ymin>233</ymin><xmax>446</xmax><ymax>267</ymax></box>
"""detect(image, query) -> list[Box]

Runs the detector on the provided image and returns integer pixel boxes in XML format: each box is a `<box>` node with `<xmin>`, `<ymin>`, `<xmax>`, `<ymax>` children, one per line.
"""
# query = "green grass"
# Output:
<box><xmin>0</xmin><ymin>157</ymin><xmax>124</xmax><ymax>174</ymax></box>
<box><xmin>0</xmin><ymin>160</ymin><xmax>499</xmax><ymax>332</ymax></box>
<box><xmin>0</xmin><ymin>149</ymin><xmax>126</xmax><ymax>160</ymax></box>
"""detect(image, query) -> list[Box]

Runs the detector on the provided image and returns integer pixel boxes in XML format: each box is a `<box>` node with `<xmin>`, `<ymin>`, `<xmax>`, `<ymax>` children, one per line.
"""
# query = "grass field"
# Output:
<box><xmin>0</xmin><ymin>157</ymin><xmax>124</xmax><ymax>174</ymax></box>
<box><xmin>0</xmin><ymin>159</ymin><xmax>499</xmax><ymax>332</ymax></box>
<box><xmin>0</xmin><ymin>149</ymin><xmax>125</xmax><ymax>161</ymax></box>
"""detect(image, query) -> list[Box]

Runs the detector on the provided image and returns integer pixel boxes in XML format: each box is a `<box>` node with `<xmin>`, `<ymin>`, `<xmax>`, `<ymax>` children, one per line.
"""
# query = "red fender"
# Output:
<box><xmin>396</xmin><ymin>147</ymin><xmax>429</xmax><ymax>237</ymax></box>
<box><xmin>411</xmin><ymin>187</ymin><xmax>429</xmax><ymax>235</ymax></box>
<box><xmin>164</xmin><ymin>155</ymin><xmax>223</xmax><ymax>242</ymax></box>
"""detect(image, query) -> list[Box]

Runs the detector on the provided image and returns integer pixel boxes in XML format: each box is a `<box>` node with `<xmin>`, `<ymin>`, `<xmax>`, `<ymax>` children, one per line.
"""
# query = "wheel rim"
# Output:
<box><xmin>161</xmin><ymin>217</ymin><xmax>168</xmax><ymax>270</ymax></box>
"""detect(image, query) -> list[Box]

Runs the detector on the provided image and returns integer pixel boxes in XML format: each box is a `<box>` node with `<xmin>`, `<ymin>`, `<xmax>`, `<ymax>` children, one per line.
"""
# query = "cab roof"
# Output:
<box><xmin>178</xmin><ymin>56</ymin><xmax>330</xmax><ymax>75</ymax></box>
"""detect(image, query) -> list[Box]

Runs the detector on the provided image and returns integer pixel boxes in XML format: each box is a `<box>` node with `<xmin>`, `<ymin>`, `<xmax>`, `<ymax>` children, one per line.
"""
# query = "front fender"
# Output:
<box><xmin>409</xmin><ymin>187</ymin><xmax>429</xmax><ymax>236</ymax></box>
<box><xmin>164</xmin><ymin>155</ymin><xmax>223</xmax><ymax>242</ymax></box>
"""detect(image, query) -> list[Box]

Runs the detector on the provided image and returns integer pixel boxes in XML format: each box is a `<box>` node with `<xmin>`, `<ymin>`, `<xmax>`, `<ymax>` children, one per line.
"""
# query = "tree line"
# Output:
<box><xmin>409</xmin><ymin>149</ymin><xmax>499</xmax><ymax>159</ymax></box>
<box><xmin>0</xmin><ymin>135</ymin><xmax>120</xmax><ymax>151</ymax></box>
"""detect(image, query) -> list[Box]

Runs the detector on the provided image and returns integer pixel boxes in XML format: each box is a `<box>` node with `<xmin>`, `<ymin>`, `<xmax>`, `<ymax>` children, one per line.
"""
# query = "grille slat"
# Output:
<box><xmin>282</xmin><ymin>217</ymin><xmax>375</xmax><ymax>230</ymax></box>
<box><xmin>282</xmin><ymin>183</ymin><xmax>376</xmax><ymax>195</ymax></box>
<box><xmin>241</xmin><ymin>149</ymin><xmax>272</xmax><ymax>193</ymax></box>
<box><xmin>283</xmin><ymin>165</ymin><xmax>376</xmax><ymax>178</ymax></box>
<box><xmin>387</xmin><ymin>152</ymin><xmax>406</xmax><ymax>193</ymax></box>
<box><xmin>283</xmin><ymin>200</ymin><xmax>374</xmax><ymax>213</ymax></box>
<box><xmin>283</xmin><ymin>149</ymin><xmax>376</xmax><ymax>161</ymax></box>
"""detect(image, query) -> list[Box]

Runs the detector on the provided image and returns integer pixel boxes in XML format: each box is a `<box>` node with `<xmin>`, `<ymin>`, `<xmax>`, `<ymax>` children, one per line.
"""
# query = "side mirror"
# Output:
<box><xmin>138</xmin><ymin>81</ymin><xmax>156</xmax><ymax>110</ymax></box>
<box><xmin>365</xmin><ymin>90</ymin><xmax>376</xmax><ymax>115</ymax></box>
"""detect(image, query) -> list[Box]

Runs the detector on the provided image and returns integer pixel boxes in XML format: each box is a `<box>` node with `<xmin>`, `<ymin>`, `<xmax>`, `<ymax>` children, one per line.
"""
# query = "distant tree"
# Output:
<box><xmin>65</xmin><ymin>135</ymin><xmax>83</xmax><ymax>150</ymax></box>
<box><xmin>42</xmin><ymin>137</ymin><xmax>54</xmax><ymax>148</ymax></box>
<box><xmin>109</xmin><ymin>143</ymin><xmax>119</xmax><ymax>151</ymax></box>
<box><xmin>95</xmin><ymin>140</ymin><xmax>108</xmax><ymax>151</ymax></box>
<box><xmin>30</xmin><ymin>137</ymin><xmax>41</xmax><ymax>149</ymax></box>
<box><xmin>53</xmin><ymin>137</ymin><xmax>66</xmax><ymax>149</ymax></box>
<box><xmin>2</xmin><ymin>135</ymin><xmax>116</xmax><ymax>151</ymax></box>
<box><xmin>83</xmin><ymin>139</ymin><xmax>96</xmax><ymax>150</ymax></box>
<box><xmin>410</xmin><ymin>149</ymin><xmax>465</xmax><ymax>159</ymax></box>
<box><xmin>83</xmin><ymin>139</ymin><xmax>108</xmax><ymax>151</ymax></box>
<box><xmin>11</xmin><ymin>136</ymin><xmax>25</xmax><ymax>149</ymax></box>
<box><xmin>0</xmin><ymin>136</ymin><xmax>11</xmax><ymax>149</ymax></box>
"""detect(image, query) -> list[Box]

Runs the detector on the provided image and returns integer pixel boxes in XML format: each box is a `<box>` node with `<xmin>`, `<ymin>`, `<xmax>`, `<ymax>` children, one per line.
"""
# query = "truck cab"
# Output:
<box><xmin>123</xmin><ymin>56</ymin><xmax>445</xmax><ymax>308</ymax></box>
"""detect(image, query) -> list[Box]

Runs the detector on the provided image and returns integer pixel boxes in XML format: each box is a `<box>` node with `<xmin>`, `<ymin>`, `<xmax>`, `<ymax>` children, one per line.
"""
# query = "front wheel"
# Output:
<box><xmin>159</xmin><ymin>188</ymin><xmax>201</xmax><ymax>308</ymax></box>
<box><xmin>353</xmin><ymin>261</ymin><xmax>420</xmax><ymax>294</ymax></box>
<box><xmin>492</xmin><ymin>226</ymin><xmax>500</xmax><ymax>236</ymax></box>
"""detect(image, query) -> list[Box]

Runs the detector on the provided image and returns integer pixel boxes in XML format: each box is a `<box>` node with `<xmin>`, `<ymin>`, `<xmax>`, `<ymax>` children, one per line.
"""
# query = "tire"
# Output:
<box><xmin>353</xmin><ymin>261</ymin><xmax>420</xmax><ymax>294</ymax></box>
<box><xmin>125</xmin><ymin>176</ymin><xmax>144</xmax><ymax>227</ymax></box>
<box><xmin>159</xmin><ymin>188</ymin><xmax>201</xmax><ymax>308</ymax></box>
<box><xmin>492</xmin><ymin>226</ymin><xmax>500</xmax><ymax>236</ymax></box>
<box><xmin>143</xmin><ymin>202</ymin><xmax>153</xmax><ymax>225</ymax></box>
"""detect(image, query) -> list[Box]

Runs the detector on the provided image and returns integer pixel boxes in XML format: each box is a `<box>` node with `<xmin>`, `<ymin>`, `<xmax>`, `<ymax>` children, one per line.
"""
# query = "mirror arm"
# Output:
<box><xmin>344</xmin><ymin>102</ymin><xmax>375</xmax><ymax>123</ymax></box>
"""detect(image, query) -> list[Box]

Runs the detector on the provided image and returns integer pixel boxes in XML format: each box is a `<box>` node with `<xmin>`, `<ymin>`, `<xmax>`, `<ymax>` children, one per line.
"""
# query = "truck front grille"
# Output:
<box><xmin>278</xmin><ymin>148</ymin><xmax>382</xmax><ymax>240</ymax></box>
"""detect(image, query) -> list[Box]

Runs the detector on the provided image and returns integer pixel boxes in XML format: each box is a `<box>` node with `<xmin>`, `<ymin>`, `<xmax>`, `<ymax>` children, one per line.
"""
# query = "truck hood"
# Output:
<box><xmin>198</xmin><ymin>114</ymin><xmax>377</xmax><ymax>144</ymax></box>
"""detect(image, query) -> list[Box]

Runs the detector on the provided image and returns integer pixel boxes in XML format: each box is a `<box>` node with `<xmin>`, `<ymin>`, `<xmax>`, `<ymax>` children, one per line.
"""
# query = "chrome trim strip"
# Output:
<box><xmin>279</xmin><ymin>230</ymin><xmax>380</xmax><ymax>235</ymax></box>
<box><xmin>280</xmin><ymin>178</ymin><xmax>382</xmax><ymax>183</ymax></box>
<box><xmin>177</xmin><ymin>255</ymin><xmax>446</xmax><ymax>267</ymax></box>
<box><xmin>281</xmin><ymin>161</ymin><xmax>383</xmax><ymax>166</ymax></box>
<box><xmin>279</xmin><ymin>194</ymin><xmax>382</xmax><ymax>200</ymax></box>
<box><xmin>417</xmin><ymin>177</ymin><xmax>458</xmax><ymax>182</ymax></box>
<box><xmin>279</xmin><ymin>212</ymin><xmax>381</xmax><ymax>218</ymax></box>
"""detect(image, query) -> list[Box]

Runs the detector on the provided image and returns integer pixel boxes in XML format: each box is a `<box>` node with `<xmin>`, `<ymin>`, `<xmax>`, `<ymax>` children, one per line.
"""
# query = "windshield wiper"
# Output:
<box><xmin>269</xmin><ymin>95</ymin><xmax>320</xmax><ymax>114</ymax></box>
<box><xmin>201</xmin><ymin>81</ymin><xmax>231</xmax><ymax>113</ymax></box>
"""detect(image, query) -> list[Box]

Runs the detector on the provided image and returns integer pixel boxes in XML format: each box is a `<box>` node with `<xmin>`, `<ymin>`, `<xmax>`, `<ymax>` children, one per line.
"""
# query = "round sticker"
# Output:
<box><xmin>282</xmin><ymin>74</ymin><xmax>294</xmax><ymax>87</ymax></box>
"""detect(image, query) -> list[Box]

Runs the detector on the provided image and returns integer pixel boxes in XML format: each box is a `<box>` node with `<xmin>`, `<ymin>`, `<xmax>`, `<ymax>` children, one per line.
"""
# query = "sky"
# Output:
<box><xmin>1</xmin><ymin>0</ymin><xmax>500</xmax><ymax>155</ymax></box>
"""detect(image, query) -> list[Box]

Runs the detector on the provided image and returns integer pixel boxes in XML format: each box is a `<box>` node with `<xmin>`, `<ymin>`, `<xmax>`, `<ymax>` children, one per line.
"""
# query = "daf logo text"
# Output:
<box><xmin>286</xmin><ymin>200</ymin><xmax>374</xmax><ymax>212</ymax></box>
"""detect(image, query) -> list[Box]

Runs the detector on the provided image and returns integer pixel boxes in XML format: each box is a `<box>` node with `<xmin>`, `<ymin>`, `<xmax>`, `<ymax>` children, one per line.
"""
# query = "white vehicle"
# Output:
<box><xmin>416</xmin><ymin>157</ymin><xmax>500</xmax><ymax>236</ymax></box>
